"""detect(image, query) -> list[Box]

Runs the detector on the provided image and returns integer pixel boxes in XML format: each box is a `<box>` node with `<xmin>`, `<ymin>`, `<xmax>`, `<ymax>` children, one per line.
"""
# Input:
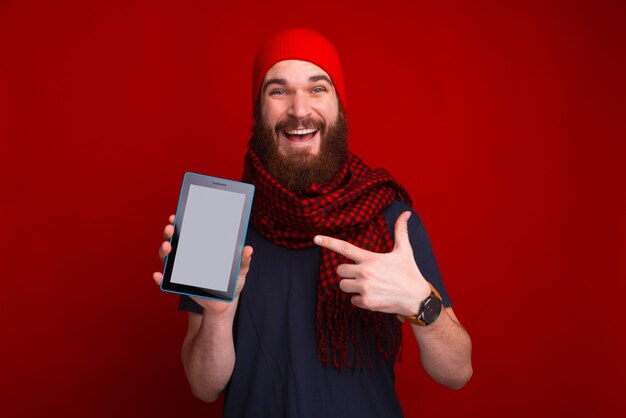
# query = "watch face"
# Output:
<box><xmin>422</xmin><ymin>296</ymin><xmax>443</xmax><ymax>324</ymax></box>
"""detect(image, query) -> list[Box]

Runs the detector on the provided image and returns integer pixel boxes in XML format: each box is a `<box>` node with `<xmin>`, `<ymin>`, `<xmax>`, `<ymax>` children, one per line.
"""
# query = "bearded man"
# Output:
<box><xmin>153</xmin><ymin>28</ymin><xmax>472</xmax><ymax>417</ymax></box>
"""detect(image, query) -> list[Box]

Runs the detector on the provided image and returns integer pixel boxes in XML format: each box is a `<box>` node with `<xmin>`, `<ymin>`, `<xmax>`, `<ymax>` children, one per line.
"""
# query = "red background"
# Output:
<box><xmin>2</xmin><ymin>0</ymin><xmax>625</xmax><ymax>417</ymax></box>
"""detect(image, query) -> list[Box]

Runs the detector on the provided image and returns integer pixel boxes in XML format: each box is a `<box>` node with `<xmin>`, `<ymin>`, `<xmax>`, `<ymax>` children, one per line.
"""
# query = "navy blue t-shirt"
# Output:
<box><xmin>179</xmin><ymin>200</ymin><xmax>451</xmax><ymax>417</ymax></box>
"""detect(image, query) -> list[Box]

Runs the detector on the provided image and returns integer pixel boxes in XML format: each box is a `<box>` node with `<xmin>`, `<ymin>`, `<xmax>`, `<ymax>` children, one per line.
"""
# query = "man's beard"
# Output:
<box><xmin>250</xmin><ymin>107</ymin><xmax>348</xmax><ymax>193</ymax></box>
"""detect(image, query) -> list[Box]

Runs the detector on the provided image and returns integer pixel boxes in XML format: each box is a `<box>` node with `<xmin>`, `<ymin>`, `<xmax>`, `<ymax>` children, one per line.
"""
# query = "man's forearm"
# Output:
<box><xmin>182</xmin><ymin>309</ymin><xmax>236</xmax><ymax>402</ymax></box>
<box><xmin>412</xmin><ymin>308</ymin><xmax>473</xmax><ymax>389</ymax></box>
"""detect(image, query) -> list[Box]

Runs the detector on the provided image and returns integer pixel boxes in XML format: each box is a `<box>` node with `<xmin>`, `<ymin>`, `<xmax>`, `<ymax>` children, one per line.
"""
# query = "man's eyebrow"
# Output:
<box><xmin>262</xmin><ymin>78</ymin><xmax>286</xmax><ymax>93</ymax></box>
<box><xmin>309</xmin><ymin>75</ymin><xmax>333</xmax><ymax>85</ymax></box>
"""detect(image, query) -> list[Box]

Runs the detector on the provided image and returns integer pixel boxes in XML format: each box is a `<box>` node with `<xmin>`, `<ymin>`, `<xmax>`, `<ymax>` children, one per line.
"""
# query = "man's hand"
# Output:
<box><xmin>313</xmin><ymin>211</ymin><xmax>430</xmax><ymax>317</ymax></box>
<box><xmin>152</xmin><ymin>214</ymin><xmax>253</xmax><ymax>316</ymax></box>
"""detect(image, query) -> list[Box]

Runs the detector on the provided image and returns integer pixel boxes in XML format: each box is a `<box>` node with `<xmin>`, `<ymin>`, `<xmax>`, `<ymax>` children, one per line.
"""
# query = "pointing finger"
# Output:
<box><xmin>313</xmin><ymin>235</ymin><xmax>370</xmax><ymax>263</ymax></box>
<box><xmin>393</xmin><ymin>211</ymin><xmax>412</xmax><ymax>253</ymax></box>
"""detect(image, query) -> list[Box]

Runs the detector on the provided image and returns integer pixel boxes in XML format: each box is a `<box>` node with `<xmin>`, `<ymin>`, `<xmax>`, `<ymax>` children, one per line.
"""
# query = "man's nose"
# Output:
<box><xmin>287</xmin><ymin>92</ymin><xmax>312</xmax><ymax>119</ymax></box>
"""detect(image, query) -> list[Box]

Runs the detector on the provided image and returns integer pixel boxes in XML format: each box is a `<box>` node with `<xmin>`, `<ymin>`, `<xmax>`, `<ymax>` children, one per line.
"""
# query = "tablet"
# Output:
<box><xmin>160</xmin><ymin>172</ymin><xmax>254</xmax><ymax>301</ymax></box>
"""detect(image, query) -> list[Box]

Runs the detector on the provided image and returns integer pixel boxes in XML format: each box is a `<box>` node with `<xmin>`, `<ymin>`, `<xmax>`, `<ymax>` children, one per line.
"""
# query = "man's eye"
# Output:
<box><xmin>270</xmin><ymin>89</ymin><xmax>287</xmax><ymax>96</ymax></box>
<box><xmin>312</xmin><ymin>87</ymin><xmax>327</xmax><ymax>93</ymax></box>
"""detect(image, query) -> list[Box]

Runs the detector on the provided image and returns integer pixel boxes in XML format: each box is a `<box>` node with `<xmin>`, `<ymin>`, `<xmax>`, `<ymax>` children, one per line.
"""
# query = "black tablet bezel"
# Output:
<box><xmin>160</xmin><ymin>172</ymin><xmax>254</xmax><ymax>302</ymax></box>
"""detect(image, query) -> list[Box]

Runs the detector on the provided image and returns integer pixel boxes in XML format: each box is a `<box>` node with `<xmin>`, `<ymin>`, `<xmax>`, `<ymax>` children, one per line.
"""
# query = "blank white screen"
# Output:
<box><xmin>170</xmin><ymin>184</ymin><xmax>245</xmax><ymax>291</ymax></box>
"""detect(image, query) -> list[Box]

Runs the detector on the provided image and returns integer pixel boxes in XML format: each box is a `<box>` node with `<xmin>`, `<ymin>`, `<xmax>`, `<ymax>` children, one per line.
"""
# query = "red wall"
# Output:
<box><xmin>2</xmin><ymin>1</ymin><xmax>625</xmax><ymax>417</ymax></box>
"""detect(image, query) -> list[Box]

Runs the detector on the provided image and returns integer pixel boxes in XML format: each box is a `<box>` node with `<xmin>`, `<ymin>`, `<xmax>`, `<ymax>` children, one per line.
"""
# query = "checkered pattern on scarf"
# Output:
<box><xmin>242</xmin><ymin>145</ymin><xmax>412</xmax><ymax>371</ymax></box>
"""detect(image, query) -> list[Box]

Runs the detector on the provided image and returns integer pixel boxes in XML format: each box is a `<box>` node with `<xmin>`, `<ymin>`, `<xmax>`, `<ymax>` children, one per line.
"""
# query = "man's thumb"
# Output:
<box><xmin>393</xmin><ymin>211</ymin><xmax>412</xmax><ymax>253</ymax></box>
<box><xmin>235</xmin><ymin>246</ymin><xmax>253</xmax><ymax>295</ymax></box>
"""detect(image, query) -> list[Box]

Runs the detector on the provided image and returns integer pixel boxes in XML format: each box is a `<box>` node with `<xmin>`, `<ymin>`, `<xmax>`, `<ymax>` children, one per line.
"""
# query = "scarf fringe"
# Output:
<box><xmin>316</xmin><ymin>289</ymin><xmax>403</xmax><ymax>373</ymax></box>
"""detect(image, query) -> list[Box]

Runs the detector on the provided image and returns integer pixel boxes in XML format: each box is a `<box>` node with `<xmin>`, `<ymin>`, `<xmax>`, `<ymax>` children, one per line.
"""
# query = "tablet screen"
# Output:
<box><xmin>170</xmin><ymin>185</ymin><xmax>245</xmax><ymax>291</ymax></box>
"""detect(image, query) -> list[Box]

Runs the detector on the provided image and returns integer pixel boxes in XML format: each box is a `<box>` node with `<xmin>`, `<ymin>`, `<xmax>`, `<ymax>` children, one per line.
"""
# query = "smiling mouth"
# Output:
<box><xmin>283</xmin><ymin>128</ymin><xmax>318</xmax><ymax>142</ymax></box>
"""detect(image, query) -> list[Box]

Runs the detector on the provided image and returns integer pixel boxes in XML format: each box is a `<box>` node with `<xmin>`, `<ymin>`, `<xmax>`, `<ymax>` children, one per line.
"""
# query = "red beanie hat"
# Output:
<box><xmin>252</xmin><ymin>28</ymin><xmax>346</xmax><ymax>111</ymax></box>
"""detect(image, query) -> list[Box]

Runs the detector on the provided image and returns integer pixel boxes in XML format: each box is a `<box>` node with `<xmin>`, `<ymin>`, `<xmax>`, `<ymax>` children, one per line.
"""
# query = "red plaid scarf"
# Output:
<box><xmin>242</xmin><ymin>145</ymin><xmax>412</xmax><ymax>371</ymax></box>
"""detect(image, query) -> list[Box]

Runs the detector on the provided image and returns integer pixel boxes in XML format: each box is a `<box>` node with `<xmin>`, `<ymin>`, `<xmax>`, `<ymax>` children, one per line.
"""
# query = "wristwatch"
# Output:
<box><xmin>404</xmin><ymin>283</ymin><xmax>443</xmax><ymax>326</ymax></box>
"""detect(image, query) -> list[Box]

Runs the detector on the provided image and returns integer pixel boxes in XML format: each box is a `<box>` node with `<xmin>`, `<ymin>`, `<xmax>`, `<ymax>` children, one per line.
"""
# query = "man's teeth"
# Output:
<box><xmin>285</xmin><ymin>128</ymin><xmax>316</xmax><ymax>135</ymax></box>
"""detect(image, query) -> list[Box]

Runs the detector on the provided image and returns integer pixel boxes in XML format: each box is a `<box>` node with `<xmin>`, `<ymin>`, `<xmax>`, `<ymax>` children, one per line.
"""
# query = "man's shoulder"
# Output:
<box><xmin>382</xmin><ymin>199</ymin><xmax>423</xmax><ymax>226</ymax></box>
